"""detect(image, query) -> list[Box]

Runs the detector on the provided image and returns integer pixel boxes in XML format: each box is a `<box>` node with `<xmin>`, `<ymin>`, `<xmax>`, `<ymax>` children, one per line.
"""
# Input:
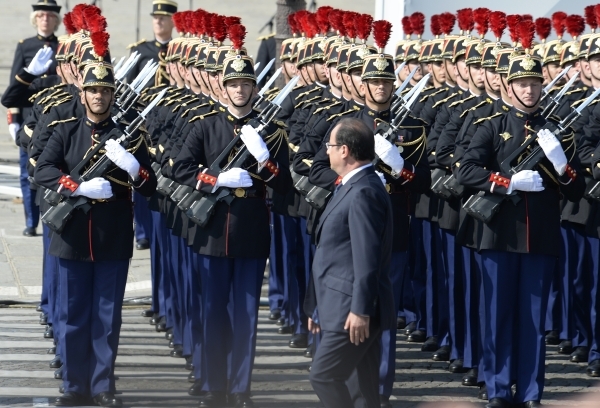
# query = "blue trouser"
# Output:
<box><xmin>286</xmin><ymin>215</ymin><xmax>311</xmax><ymax>335</ymax></box>
<box><xmin>133</xmin><ymin>191</ymin><xmax>152</xmax><ymax>242</ymax></box>
<box><xmin>58</xmin><ymin>258</ymin><xmax>129</xmax><ymax>397</ymax></box>
<box><xmin>166</xmin><ymin>229</ymin><xmax>183</xmax><ymax>345</ymax></box>
<box><xmin>268</xmin><ymin>212</ymin><xmax>286</xmax><ymax>316</ymax></box>
<box><xmin>19</xmin><ymin>148</ymin><xmax>39</xmax><ymax>229</ymax></box>
<box><xmin>150</xmin><ymin>210</ymin><xmax>166</xmax><ymax>317</ymax></box>
<box><xmin>43</xmin><ymin>225</ymin><xmax>59</xmax><ymax>336</ymax></box>
<box><xmin>462</xmin><ymin>246</ymin><xmax>481</xmax><ymax>369</ymax></box>
<box><xmin>379</xmin><ymin>251</ymin><xmax>408</xmax><ymax>397</ymax></box>
<box><xmin>425</xmin><ymin>221</ymin><xmax>445</xmax><ymax>338</ymax></box>
<box><xmin>181</xmin><ymin>241</ymin><xmax>195</xmax><ymax>357</ymax></box>
<box><xmin>40</xmin><ymin>223</ymin><xmax>52</xmax><ymax>315</ymax></box>
<box><xmin>480</xmin><ymin>250</ymin><xmax>554</xmax><ymax>404</ymax></box>
<box><xmin>588</xmin><ymin>234</ymin><xmax>600</xmax><ymax>363</ymax></box>
<box><xmin>440</xmin><ymin>228</ymin><xmax>464</xmax><ymax>359</ymax></box>
<box><xmin>409</xmin><ymin>218</ymin><xmax>427</xmax><ymax>331</ymax></box>
<box><xmin>196</xmin><ymin>255</ymin><xmax>265</xmax><ymax>393</ymax></box>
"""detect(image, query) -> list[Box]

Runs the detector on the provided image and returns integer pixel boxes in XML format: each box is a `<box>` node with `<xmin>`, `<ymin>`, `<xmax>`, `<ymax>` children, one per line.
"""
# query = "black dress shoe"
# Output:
<box><xmin>150</xmin><ymin>313</ymin><xmax>160</xmax><ymax>325</ymax></box>
<box><xmin>54</xmin><ymin>368</ymin><xmax>62</xmax><ymax>380</ymax></box>
<box><xmin>432</xmin><ymin>345</ymin><xmax>450</xmax><ymax>361</ymax></box>
<box><xmin>39</xmin><ymin>313</ymin><xmax>48</xmax><ymax>325</ymax></box>
<box><xmin>135</xmin><ymin>239</ymin><xmax>150</xmax><ymax>250</ymax></box>
<box><xmin>421</xmin><ymin>336</ymin><xmax>438</xmax><ymax>352</ymax></box>
<box><xmin>58</xmin><ymin>385</ymin><xmax>64</xmax><ymax>394</ymax></box>
<box><xmin>170</xmin><ymin>345</ymin><xmax>183</xmax><ymax>358</ymax></box>
<box><xmin>198</xmin><ymin>391</ymin><xmax>226</xmax><ymax>407</ymax></box>
<box><xmin>169</xmin><ymin>340</ymin><xmax>175</xmax><ymax>349</ymax></box>
<box><xmin>570</xmin><ymin>346</ymin><xmax>589</xmax><ymax>363</ymax></box>
<box><xmin>54</xmin><ymin>392</ymin><xmax>91</xmax><ymax>406</ymax></box>
<box><xmin>49</xmin><ymin>355</ymin><xmax>62</xmax><ymax>368</ymax></box>
<box><xmin>462</xmin><ymin>368</ymin><xmax>478</xmax><ymax>386</ymax></box>
<box><xmin>188</xmin><ymin>372</ymin><xmax>196</xmax><ymax>383</ymax></box>
<box><xmin>47</xmin><ymin>346</ymin><xmax>56</xmax><ymax>355</ymax></box>
<box><xmin>188</xmin><ymin>380</ymin><xmax>204</xmax><ymax>395</ymax></box>
<box><xmin>36</xmin><ymin>304</ymin><xmax>43</xmax><ymax>312</ymax></box>
<box><xmin>44</xmin><ymin>325</ymin><xmax>54</xmax><ymax>339</ymax></box>
<box><xmin>23</xmin><ymin>227</ymin><xmax>37</xmax><ymax>237</ymax></box>
<box><xmin>155</xmin><ymin>316</ymin><xmax>167</xmax><ymax>332</ymax></box>
<box><xmin>557</xmin><ymin>340</ymin><xmax>573</xmax><ymax>355</ymax></box>
<box><xmin>407</xmin><ymin>329</ymin><xmax>426</xmax><ymax>343</ymax></box>
<box><xmin>403</xmin><ymin>321</ymin><xmax>417</xmax><ymax>336</ymax></box>
<box><xmin>522</xmin><ymin>401</ymin><xmax>542</xmax><ymax>407</ymax></box>
<box><xmin>230</xmin><ymin>393</ymin><xmax>254</xmax><ymax>407</ymax></box>
<box><xmin>586</xmin><ymin>359</ymin><xmax>600</xmax><ymax>377</ymax></box>
<box><xmin>141</xmin><ymin>309</ymin><xmax>154</xmax><ymax>318</ymax></box>
<box><xmin>485</xmin><ymin>397</ymin><xmax>511</xmax><ymax>408</ymax></box>
<box><xmin>269</xmin><ymin>309</ymin><xmax>281</xmax><ymax>321</ymax></box>
<box><xmin>93</xmin><ymin>392</ymin><xmax>122</xmax><ymax>407</ymax></box>
<box><xmin>396</xmin><ymin>316</ymin><xmax>406</xmax><ymax>330</ymax></box>
<box><xmin>278</xmin><ymin>325</ymin><xmax>292</xmax><ymax>335</ymax></box>
<box><xmin>304</xmin><ymin>347</ymin><xmax>313</xmax><ymax>358</ymax></box>
<box><xmin>545</xmin><ymin>330</ymin><xmax>560</xmax><ymax>345</ymax></box>
<box><xmin>478</xmin><ymin>383</ymin><xmax>488</xmax><ymax>400</ymax></box>
<box><xmin>166</xmin><ymin>328</ymin><xmax>174</xmax><ymax>341</ymax></box>
<box><xmin>185</xmin><ymin>360</ymin><xmax>194</xmax><ymax>371</ymax></box>
<box><xmin>380</xmin><ymin>395</ymin><xmax>392</xmax><ymax>408</ymax></box>
<box><xmin>449</xmin><ymin>359</ymin><xmax>468</xmax><ymax>373</ymax></box>
<box><xmin>275</xmin><ymin>317</ymin><xmax>285</xmax><ymax>327</ymax></box>
<box><xmin>289</xmin><ymin>333</ymin><xmax>308</xmax><ymax>348</ymax></box>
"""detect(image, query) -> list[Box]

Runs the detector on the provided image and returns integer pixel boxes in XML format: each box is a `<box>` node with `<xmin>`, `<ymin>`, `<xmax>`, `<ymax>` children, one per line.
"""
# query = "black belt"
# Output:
<box><xmin>91</xmin><ymin>190</ymin><xmax>131</xmax><ymax>203</ymax></box>
<box><xmin>385</xmin><ymin>183</ymin><xmax>408</xmax><ymax>194</ymax></box>
<box><xmin>232</xmin><ymin>188</ymin><xmax>264</xmax><ymax>199</ymax></box>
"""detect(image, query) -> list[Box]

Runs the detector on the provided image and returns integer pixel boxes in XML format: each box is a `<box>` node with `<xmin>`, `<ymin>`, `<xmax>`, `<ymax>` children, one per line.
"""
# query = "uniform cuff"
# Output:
<box><xmin>258</xmin><ymin>159</ymin><xmax>280</xmax><ymax>182</ymax></box>
<box><xmin>558</xmin><ymin>163</ymin><xmax>577</xmax><ymax>185</ymax></box>
<box><xmin>196</xmin><ymin>168</ymin><xmax>218</xmax><ymax>193</ymax></box>
<box><xmin>58</xmin><ymin>175</ymin><xmax>79</xmax><ymax>194</ymax></box>
<box><xmin>489</xmin><ymin>172</ymin><xmax>510</xmax><ymax>194</ymax></box>
<box><xmin>399</xmin><ymin>164</ymin><xmax>415</xmax><ymax>185</ymax></box>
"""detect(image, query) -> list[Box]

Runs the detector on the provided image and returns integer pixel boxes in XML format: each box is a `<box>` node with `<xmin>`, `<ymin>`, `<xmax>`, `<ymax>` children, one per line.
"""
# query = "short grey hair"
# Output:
<box><xmin>30</xmin><ymin>10</ymin><xmax>62</xmax><ymax>32</ymax></box>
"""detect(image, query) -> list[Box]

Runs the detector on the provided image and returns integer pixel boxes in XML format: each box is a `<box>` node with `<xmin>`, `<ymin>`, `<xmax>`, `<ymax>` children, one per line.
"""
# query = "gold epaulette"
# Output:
<box><xmin>432</xmin><ymin>92</ymin><xmax>459</xmax><ymax>108</ymax></box>
<box><xmin>256</xmin><ymin>33</ymin><xmax>275</xmax><ymax>41</ymax></box>
<box><xmin>326</xmin><ymin>106</ymin><xmax>360</xmax><ymax>122</ymax></box>
<box><xmin>295</xmin><ymin>86</ymin><xmax>320</xmax><ymax>100</ymax></box>
<box><xmin>265</xmin><ymin>92</ymin><xmax>278</xmax><ymax>102</ymax></box>
<box><xmin>47</xmin><ymin>117</ymin><xmax>77</xmax><ymax>128</ymax></box>
<box><xmin>23</xmin><ymin>125</ymin><xmax>34</xmax><ymax>138</ymax></box>
<box><xmin>473</xmin><ymin>112</ymin><xmax>503</xmax><ymax>125</ymax></box>
<box><xmin>570</xmin><ymin>99</ymin><xmax>585</xmax><ymax>108</ymax></box>
<box><xmin>172</xmin><ymin>96</ymin><xmax>201</xmax><ymax>112</ymax></box>
<box><xmin>264</xmin><ymin>87</ymin><xmax>280</xmax><ymax>95</ymax></box>
<box><xmin>448</xmin><ymin>94</ymin><xmax>475</xmax><ymax>108</ymax></box>
<box><xmin>460</xmin><ymin>98</ymin><xmax>493</xmax><ymax>118</ymax></box>
<box><xmin>313</xmin><ymin>100</ymin><xmax>342</xmax><ymax>115</ymax></box>
<box><xmin>39</xmin><ymin>89</ymin><xmax>67</xmax><ymax>105</ymax></box>
<box><xmin>564</xmin><ymin>87</ymin><xmax>587</xmax><ymax>96</ymax></box>
<box><xmin>29</xmin><ymin>84</ymin><xmax>65</xmax><ymax>103</ymax></box>
<box><xmin>181</xmin><ymin>102</ymin><xmax>210</xmax><ymax>118</ymax></box>
<box><xmin>165</xmin><ymin>94</ymin><xmax>193</xmax><ymax>107</ymax></box>
<box><xmin>295</xmin><ymin>95</ymin><xmax>322</xmax><ymax>109</ymax></box>
<box><xmin>421</xmin><ymin>86</ymin><xmax>434</xmax><ymax>92</ymax></box>
<box><xmin>273</xmin><ymin>119</ymin><xmax>288</xmax><ymax>128</ymax></box>
<box><xmin>289</xmin><ymin>142</ymin><xmax>299</xmax><ymax>152</ymax></box>
<box><xmin>302</xmin><ymin>159</ymin><xmax>313</xmax><ymax>167</ymax></box>
<box><xmin>419</xmin><ymin>87</ymin><xmax>446</xmax><ymax>103</ymax></box>
<box><xmin>126</xmin><ymin>39</ymin><xmax>146</xmax><ymax>49</ymax></box>
<box><xmin>188</xmin><ymin>110</ymin><xmax>219</xmax><ymax>123</ymax></box>
<box><xmin>43</xmin><ymin>95</ymin><xmax>73</xmax><ymax>114</ymax></box>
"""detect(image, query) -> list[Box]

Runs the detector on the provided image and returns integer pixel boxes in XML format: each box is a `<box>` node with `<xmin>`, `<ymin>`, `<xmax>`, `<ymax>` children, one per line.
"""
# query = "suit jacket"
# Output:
<box><xmin>311</xmin><ymin>166</ymin><xmax>395</xmax><ymax>333</ymax></box>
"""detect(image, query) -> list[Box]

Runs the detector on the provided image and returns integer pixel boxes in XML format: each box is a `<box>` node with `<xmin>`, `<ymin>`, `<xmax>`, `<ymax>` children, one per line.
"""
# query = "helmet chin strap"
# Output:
<box><xmin>510</xmin><ymin>83</ymin><xmax>541</xmax><ymax>109</ymax></box>
<box><xmin>349</xmin><ymin>74</ymin><xmax>364</xmax><ymax>99</ymax></box>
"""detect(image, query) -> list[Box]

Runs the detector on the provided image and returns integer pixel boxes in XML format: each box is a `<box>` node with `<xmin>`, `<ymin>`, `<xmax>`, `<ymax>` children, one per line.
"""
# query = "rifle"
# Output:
<box><xmin>113</xmin><ymin>63</ymin><xmax>159</xmax><ymax>122</ymax></box>
<box><xmin>539</xmin><ymin>65</ymin><xmax>571</xmax><ymax>103</ymax></box>
<box><xmin>183</xmin><ymin>77</ymin><xmax>300</xmax><ymax>227</ymax></box>
<box><xmin>463</xmin><ymin>86</ymin><xmax>600</xmax><ymax>223</ymax></box>
<box><xmin>41</xmin><ymin>89</ymin><xmax>167</xmax><ymax>233</ymax></box>
<box><xmin>541</xmin><ymin>71</ymin><xmax>579</xmax><ymax>118</ymax></box>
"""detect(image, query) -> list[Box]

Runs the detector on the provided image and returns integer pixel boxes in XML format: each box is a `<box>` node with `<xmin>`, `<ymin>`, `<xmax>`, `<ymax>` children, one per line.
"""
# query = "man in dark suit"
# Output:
<box><xmin>308</xmin><ymin>117</ymin><xmax>395</xmax><ymax>408</ymax></box>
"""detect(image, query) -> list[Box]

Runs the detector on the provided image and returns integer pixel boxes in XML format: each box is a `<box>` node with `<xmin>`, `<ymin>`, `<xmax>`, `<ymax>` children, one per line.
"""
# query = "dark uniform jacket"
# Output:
<box><xmin>126</xmin><ymin>39</ymin><xmax>170</xmax><ymax>88</ymax></box>
<box><xmin>34</xmin><ymin>117</ymin><xmax>157</xmax><ymax>261</ymax></box>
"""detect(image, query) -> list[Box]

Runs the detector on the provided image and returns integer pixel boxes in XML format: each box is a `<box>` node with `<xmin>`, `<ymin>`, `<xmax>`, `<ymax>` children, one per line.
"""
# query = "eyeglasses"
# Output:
<box><xmin>325</xmin><ymin>142</ymin><xmax>343</xmax><ymax>149</ymax></box>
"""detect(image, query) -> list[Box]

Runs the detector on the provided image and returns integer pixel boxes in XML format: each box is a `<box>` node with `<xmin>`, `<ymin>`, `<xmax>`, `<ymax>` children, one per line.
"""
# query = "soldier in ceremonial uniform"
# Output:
<box><xmin>456</xmin><ymin>28</ymin><xmax>585</xmax><ymax>407</ymax></box>
<box><xmin>6</xmin><ymin>0</ymin><xmax>61</xmax><ymax>237</ymax></box>
<box><xmin>34</xmin><ymin>33</ymin><xmax>157</xmax><ymax>405</ymax></box>
<box><xmin>172</xmin><ymin>47</ymin><xmax>291</xmax><ymax>406</ymax></box>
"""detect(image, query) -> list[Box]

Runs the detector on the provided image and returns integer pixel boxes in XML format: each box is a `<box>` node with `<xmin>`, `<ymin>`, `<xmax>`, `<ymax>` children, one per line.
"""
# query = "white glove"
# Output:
<box><xmin>215</xmin><ymin>168</ymin><xmax>253</xmax><ymax>189</ymax></box>
<box><xmin>25</xmin><ymin>47</ymin><xmax>53</xmax><ymax>76</ymax></box>
<box><xmin>8</xmin><ymin>123</ymin><xmax>20</xmax><ymax>142</ymax></box>
<box><xmin>375</xmin><ymin>170</ymin><xmax>386</xmax><ymax>186</ymax></box>
<box><xmin>240</xmin><ymin>124</ymin><xmax>270</xmax><ymax>163</ymax></box>
<box><xmin>537</xmin><ymin>128</ymin><xmax>568</xmax><ymax>175</ymax></box>
<box><xmin>374</xmin><ymin>134</ymin><xmax>404</xmax><ymax>174</ymax></box>
<box><xmin>72</xmin><ymin>177</ymin><xmax>113</xmax><ymax>199</ymax></box>
<box><xmin>507</xmin><ymin>170</ymin><xmax>544</xmax><ymax>194</ymax></box>
<box><xmin>105</xmin><ymin>139</ymin><xmax>140</xmax><ymax>179</ymax></box>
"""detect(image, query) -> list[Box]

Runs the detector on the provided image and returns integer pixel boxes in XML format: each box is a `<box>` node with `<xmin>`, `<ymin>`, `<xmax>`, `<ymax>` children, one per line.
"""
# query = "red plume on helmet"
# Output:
<box><xmin>316</xmin><ymin>6</ymin><xmax>333</xmax><ymax>35</ymax></box>
<box><xmin>535</xmin><ymin>17</ymin><xmax>551</xmax><ymax>43</ymax></box>
<box><xmin>585</xmin><ymin>5</ymin><xmax>597</xmax><ymax>33</ymax></box>
<box><xmin>228</xmin><ymin>24</ymin><xmax>246</xmax><ymax>52</ymax></box>
<box><xmin>202</xmin><ymin>12</ymin><xmax>215</xmax><ymax>38</ymax></box>
<box><xmin>356</xmin><ymin>14</ymin><xmax>374</xmax><ymax>43</ymax></box>
<box><xmin>343</xmin><ymin>11</ymin><xmax>359</xmax><ymax>40</ymax></box>
<box><xmin>457</xmin><ymin>8</ymin><xmax>474</xmax><ymax>34</ymax></box>
<box><xmin>401</xmin><ymin>16</ymin><xmax>412</xmax><ymax>39</ymax></box>
<box><xmin>565</xmin><ymin>14</ymin><xmax>585</xmax><ymax>40</ymax></box>
<box><xmin>304</xmin><ymin>12</ymin><xmax>319</xmax><ymax>38</ymax></box>
<box><xmin>224</xmin><ymin>17</ymin><xmax>242</xmax><ymax>30</ymax></box>
<box><xmin>439</xmin><ymin>12</ymin><xmax>456</xmax><ymax>36</ymax></box>
<box><xmin>71</xmin><ymin>4</ymin><xmax>89</xmax><ymax>32</ymax></box>
<box><xmin>595</xmin><ymin>5</ymin><xmax>600</xmax><ymax>35</ymax></box>
<box><xmin>294</xmin><ymin>10</ymin><xmax>310</xmax><ymax>36</ymax></box>
<box><xmin>552</xmin><ymin>11</ymin><xmax>567</xmax><ymax>38</ymax></box>
<box><xmin>518</xmin><ymin>20</ymin><xmax>535</xmax><ymax>51</ymax></box>
<box><xmin>90</xmin><ymin>27</ymin><xmax>110</xmax><ymax>58</ymax></box>
<box><xmin>212</xmin><ymin>15</ymin><xmax>228</xmax><ymax>44</ymax></box>
<box><xmin>172</xmin><ymin>12</ymin><xmax>185</xmax><ymax>34</ymax></box>
<box><xmin>63</xmin><ymin>12</ymin><xmax>77</xmax><ymax>35</ymax></box>
<box><xmin>373</xmin><ymin>20</ymin><xmax>393</xmax><ymax>52</ymax></box>
<box><xmin>489</xmin><ymin>11</ymin><xmax>507</xmax><ymax>41</ymax></box>
<box><xmin>506</xmin><ymin>14</ymin><xmax>522</xmax><ymax>45</ymax></box>
<box><xmin>181</xmin><ymin>10</ymin><xmax>194</xmax><ymax>34</ymax></box>
<box><xmin>288</xmin><ymin>12</ymin><xmax>300</xmax><ymax>36</ymax></box>
<box><xmin>430</xmin><ymin>15</ymin><xmax>441</xmax><ymax>38</ymax></box>
<box><xmin>329</xmin><ymin>9</ymin><xmax>346</xmax><ymax>37</ymax></box>
<box><xmin>473</xmin><ymin>8</ymin><xmax>490</xmax><ymax>38</ymax></box>
<box><xmin>192</xmin><ymin>9</ymin><xmax>207</xmax><ymax>37</ymax></box>
<box><xmin>521</xmin><ymin>15</ymin><xmax>533</xmax><ymax>23</ymax></box>
<box><xmin>84</xmin><ymin>6</ymin><xmax>107</xmax><ymax>35</ymax></box>
<box><xmin>410</xmin><ymin>12</ymin><xmax>425</xmax><ymax>38</ymax></box>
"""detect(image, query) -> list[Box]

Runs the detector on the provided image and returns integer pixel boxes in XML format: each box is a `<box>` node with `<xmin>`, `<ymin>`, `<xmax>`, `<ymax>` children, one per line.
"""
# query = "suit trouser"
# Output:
<box><xmin>58</xmin><ymin>258</ymin><xmax>128</xmax><ymax>397</ymax></box>
<box><xmin>19</xmin><ymin>148</ymin><xmax>39</xmax><ymax>229</ymax></box>
<box><xmin>379</xmin><ymin>251</ymin><xmax>408</xmax><ymax>397</ymax></box>
<box><xmin>310</xmin><ymin>326</ymin><xmax>382</xmax><ymax>408</ymax></box>
<box><xmin>196</xmin><ymin>255</ymin><xmax>265</xmax><ymax>393</ymax></box>
<box><xmin>133</xmin><ymin>191</ymin><xmax>152</xmax><ymax>242</ymax></box>
<box><xmin>408</xmin><ymin>217</ymin><xmax>427</xmax><ymax>331</ymax></box>
<box><xmin>150</xmin><ymin>210</ymin><xmax>166</xmax><ymax>317</ymax></box>
<box><xmin>480</xmin><ymin>250</ymin><xmax>554</xmax><ymax>404</ymax></box>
